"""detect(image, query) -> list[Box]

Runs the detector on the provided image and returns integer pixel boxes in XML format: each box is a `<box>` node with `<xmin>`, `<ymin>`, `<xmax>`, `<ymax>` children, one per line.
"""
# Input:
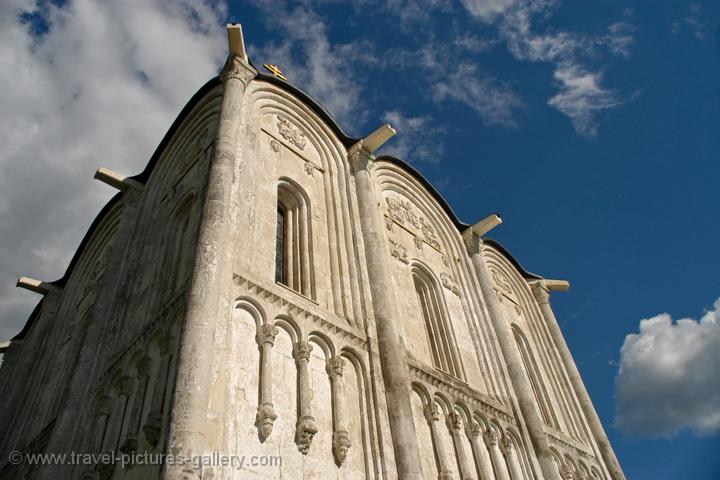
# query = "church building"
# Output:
<box><xmin>0</xmin><ymin>24</ymin><xmax>625</xmax><ymax>480</ymax></box>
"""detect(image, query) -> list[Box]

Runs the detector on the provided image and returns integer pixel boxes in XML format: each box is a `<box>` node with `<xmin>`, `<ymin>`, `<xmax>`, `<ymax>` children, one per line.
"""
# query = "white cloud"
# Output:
<box><xmin>547</xmin><ymin>65</ymin><xmax>619</xmax><ymax>138</ymax></box>
<box><xmin>379</xmin><ymin>110</ymin><xmax>445</xmax><ymax>164</ymax></box>
<box><xmin>433</xmin><ymin>62</ymin><xmax>522</xmax><ymax>128</ymax></box>
<box><xmin>684</xmin><ymin>3</ymin><xmax>707</xmax><ymax>40</ymax></box>
<box><xmin>0</xmin><ymin>0</ymin><xmax>226</xmax><ymax>340</ymax></box>
<box><xmin>615</xmin><ymin>298</ymin><xmax>720</xmax><ymax>437</ymax></box>
<box><xmin>459</xmin><ymin>0</ymin><xmax>631</xmax><ymax>137</ymax></box>
<box><xmin>459</xmin><ymin>0</ymin><xmax>521</xmax><ymax>23</ymax></box>
<box><xmin>249</xmin><ymin>0</ymin><xmax>371</xmax><ymax>133</ymax></box>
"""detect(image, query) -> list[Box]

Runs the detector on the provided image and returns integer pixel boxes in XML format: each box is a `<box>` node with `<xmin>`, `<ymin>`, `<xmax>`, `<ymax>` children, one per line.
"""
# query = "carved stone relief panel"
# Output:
<box><xmin>384</xmin><ymin>195</ymin><xmax>444</xmax><ymax>254</ymax></box>
<box><xmin>489</xmin><ymin>267</ymin><xmax>519</xmax><ymax>305</ymax></box>
<box><xmin>260</xmin><ymin>114</ymin><xmax>323</xmax><ymax>175</ymax></box>
<box><xmin>277</xmin><ymin>116</ymin><xmax>307</xmax><ymax>150</ymax></box>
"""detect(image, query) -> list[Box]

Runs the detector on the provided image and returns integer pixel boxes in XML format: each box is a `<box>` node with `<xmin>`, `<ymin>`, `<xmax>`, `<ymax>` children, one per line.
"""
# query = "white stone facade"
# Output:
<box><xmin>0</xmin><ymin>26</ymin><xmax>625</xmax><ymax>480</ymax></box>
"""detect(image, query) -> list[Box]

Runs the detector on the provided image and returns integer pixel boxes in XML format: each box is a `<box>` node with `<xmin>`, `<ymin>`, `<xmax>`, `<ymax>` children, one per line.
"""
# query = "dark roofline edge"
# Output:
<box><xmin>11</xmin><ymin>71</ymin><xmax>538</xmax><ymax>340</ymax></box>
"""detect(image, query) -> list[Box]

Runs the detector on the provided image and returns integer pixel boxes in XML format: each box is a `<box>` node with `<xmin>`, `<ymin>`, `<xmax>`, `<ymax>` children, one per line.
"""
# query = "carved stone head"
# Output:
<box><xmin>295</xmin><ymin>416</ymin><xmax>318</xmax><ymax>454</ymax></box>
<box><xmin>143</xmin><ymin>412</ymin><xmax>163</xmax><ymax>448</ymax></box>
<box><xmin>81</xmin><ymin>469</ymin><xmax>100</xmax><ymax>480</ymax></box>
<box><xmin>256</xmin><ymin>403</ymin><xmax>278</xmax><ymax>440</ymax></box>
<box><xmin>333</xmin><ymin>430</ymin><xmax>352</xmax><ymax>465</ymax></box>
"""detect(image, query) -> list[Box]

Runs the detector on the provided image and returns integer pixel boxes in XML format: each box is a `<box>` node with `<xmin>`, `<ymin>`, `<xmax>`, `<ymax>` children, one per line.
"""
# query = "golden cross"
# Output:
<box><xmin>263</xmin><ymin>63</ymin><xmax>288</xmax><ymax>81</ymax></box>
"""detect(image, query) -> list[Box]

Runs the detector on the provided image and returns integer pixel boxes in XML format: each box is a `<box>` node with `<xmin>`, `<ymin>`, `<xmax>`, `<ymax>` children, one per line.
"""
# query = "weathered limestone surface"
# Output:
<box><xmin>0</xmin><ymin>24</ymin><xmax>624</xmax><ymax>480</ymax></box>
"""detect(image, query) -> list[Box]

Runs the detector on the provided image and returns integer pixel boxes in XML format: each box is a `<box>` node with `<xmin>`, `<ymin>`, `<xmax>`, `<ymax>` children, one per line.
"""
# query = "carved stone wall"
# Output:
<box><xmin>0</xmin><ymin>69</ymin><xmax>620</xmax><ymax>480</ymax></box>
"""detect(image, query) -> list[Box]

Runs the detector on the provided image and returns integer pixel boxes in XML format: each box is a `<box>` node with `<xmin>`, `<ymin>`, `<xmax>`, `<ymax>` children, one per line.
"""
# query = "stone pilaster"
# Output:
<box><xmin>163</xmin><ymin>54</ymin><xmax>256</xmax><ymax>480</ymax></box>
<box><xmin>349</xmin><ymin>144</ymin><xmax>424</xmax><ymax>479</ymax></box>
<box><xmin>327</xmin><ymin>356</ymin><xmax>351</xmax><ymax>465</ymax></box>
<box><xmin>424</xmin><ymin>403</ymin><xmax>454</xmax><ymax>480</ymax></box>
<box><xmin>255</xmin><ymin>323</ymin><xmax>279</xmax><ymax>440</ymax></box>
<box><xmin>143</xmin><ymin>333</ymin><xmax>174</xmax><ymax>448</ymax></box>
<box><xmin>467</xmin><ymin>422</ymin><xmax>495</xmax><ymax>480</ymax></box>
<box><xmin>463</xmin><ymin>232</ymin><xmax>560</xmax><ymax>480</ymax></box>
<box><xmin>448</xmin><ymin>414</ymin><xmax>475</xmax><ymax>480</ymax></box>
<box><xmin>120</xmin><ymin>355</ymin><xmax>153</xmax><ymax>454</ymax></box>
<box><xmin>293</xmin><ymin>340</ymin><xmax>317</xmax><ymax>454</ymax></box>
<box><xmin>501</xmin><ymin>436</ymin><xmax>524</xmax><ymax>480</ymax></box>
<box><xmin>530</xmin><ymin>281</ymin><xmax>625</xmax><ymax>480</ymax></box>
<box><xmin>484</xmin><ymin>430</ymin><xmax>511</xmax><ymax>480</ymax></box>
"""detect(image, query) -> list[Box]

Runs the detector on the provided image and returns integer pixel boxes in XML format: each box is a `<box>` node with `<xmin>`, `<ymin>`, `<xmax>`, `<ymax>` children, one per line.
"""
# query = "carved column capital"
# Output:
<box><xmin>95</xmin><ymin>395</ymin><xmax>112</xmax><ymax>417</ymax></box>
<box><xmin>219</xmin><ymin>55</ymin><xmax>256</xmax><ymax>85</ymax></box>
<box><xmin>424</xmin><ymin>403</ymin><xmax>441</xmax><ymax>423</ymax></box>
<box><xmin>462</xmin><ymin>230</ymin><xmax>484</xmax><ymax>256</ymax></box>
<box><xmin>257</xmin><ymin>324</ymin><xmax>279</xmax><ymax>347</ymax></box>
<box><xmin>467</xmin><ymin>421</ymin><xmax>482</xmax><ymax>439</ymax></box>
<box><xmin>483</xmin><ymin>428</ymin><xmax>498</xmax><ymax>446</ymax></box>
<box><xmin>326</xmin><ymin>356</ymin><xmax>345</xmax><ymax>378</ymax></box>
<box><xmin>137</xmin><ymin>356</ymin><xmax>153</xmax><ymax>378</ymax></box>
<box><xmin>447</xmin><ymin>413</ymin><xmax>463</xmax><ymax>434</ymax></box>
<box><xmin>113</xmin><ymin>375</ymin><xmax>133</xmax><ymax>395</ymax></box>
<box><xmin>157</xmin><ymin>334</ymin><xmax>173</xmax><ymax>355</ymax></box>
<box><xmin>292</xmin><ymin>340</ymin><xmax>313</xmax><ymax>363</ymax></box>
<box><xmin>348</xmin><ymin>143</ymin><xmax>373</xmax><ymax>174</ymax></box>
<box><xmin>560</xmin><ymin>464</ymin><xmax>576</xmax><ymax>480</ymax></box>
<box><xmin>500</xmin><ymin>435</ymin><xmax>514</xmax><ymax>454</ymax></box>
<box><xmin>531</xmin><ymin>281</ymin><xmax>551</xmax><ymax>305</ymax></box>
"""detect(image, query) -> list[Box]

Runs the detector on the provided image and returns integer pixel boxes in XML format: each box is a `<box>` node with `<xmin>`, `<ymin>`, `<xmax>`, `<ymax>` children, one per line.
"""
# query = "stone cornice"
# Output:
<box><xmin>233</xmin><ymin>273</ymin><xmax>367</xmax><ymax>348</ymax></box>
<box><xmin>407</xmin><ymin>357</ymin><xmax>514</xmax><ymax>424</ymax></box>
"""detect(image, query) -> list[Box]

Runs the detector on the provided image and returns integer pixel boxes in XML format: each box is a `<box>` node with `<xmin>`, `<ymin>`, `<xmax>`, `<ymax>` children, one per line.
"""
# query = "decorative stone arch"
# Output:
<box><xmin>143</xmin><ymin>84</ymin><xmax>223</xmax><ymax>205</ymax></box>
<box><xmin>410</xmin><ymin>260</ymin><xmax>466</xmax><ymax>381</ymax></box>
<box><xmin>308</xmin><ymin>330</ymin><xmax>335</xmax><ymax>359</ymax></box>
<box><xmin>62</xmin><ymin>201</ymin><xmax>124</xmax><ymax>310</ymax></box>
<box><xmin>272</xmin><ymin>314</ymin><xmax>301</xmax><ymax>345</ymax></box>
<box><xmin>484</xmin><ymin>244</ymin><xmax>587</xmax><ymax>442</ymax></box>
<box><xmin>577</xmin><ymin>459</ymin><xmax>592</xmax><ymax>480</ymax></box>
<box><xmin>161</xmin><ymin>191</ymin><xmax>198</xmax><ymax>295</ymax></box>
<box><xmin>251</xmin><ymin>84</ymin><xmax>363</xmax><ymax>326</ymax></box>
<box><xmin>234</xmin><ymin>296</ymin><xmax>267</xmax><ymax>332</ymax></box>
<box><xmin>510</xmin><ymin>322</ymin><xmax>560</xmax><ymax>429</ymax></box>
<box><xmin>375</xmin><ymin>160</ymin><xmax>503</xmax><ymax>399</ymax></box>
<box><xmin>276</xmin><ymin>177</ymin><xmax>315</xmax><ymax>299</ymax></box>
<box><xmin>339</xmin><ymin>346</ymin><xmax>377</xmax><ymax>476</ymax></box>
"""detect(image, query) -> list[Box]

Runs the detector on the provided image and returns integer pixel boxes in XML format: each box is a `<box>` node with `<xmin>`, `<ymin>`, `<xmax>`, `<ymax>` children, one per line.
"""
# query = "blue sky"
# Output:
<box><xmin>1</xmin><ymin>1</ymin><xmax>718</xmax><ymax>478</ymax></box>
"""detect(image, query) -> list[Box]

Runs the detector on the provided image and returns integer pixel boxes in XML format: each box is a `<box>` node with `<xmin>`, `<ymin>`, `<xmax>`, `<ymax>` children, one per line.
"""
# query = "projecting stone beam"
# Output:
<box><xmin>467</xmin><ymin>213</ymin><xmax>502</xmax><ymax>237</ymax></box>
<box><xmin>16</xmin><ymin>277</ymin><xmax>60</xmax><ymax>295</ymax></box>
<box><xmin>352</xmin><ymin>124</ymin><xmax>396</xmax><ymax>156</ymax></box>
<box><xmin>227</xmin><ymin>23</ymin><xmax>248</xmax><ymax>61</ymax></box>
<box><xmin>94</xmin><ymin>168</ymin><xmax>144</xmax><ymax>192</ymax></box>
<box><xmin>538</xmin><ymin>279</ymin><xmax>570</xmax><ymax>291</ymax></box>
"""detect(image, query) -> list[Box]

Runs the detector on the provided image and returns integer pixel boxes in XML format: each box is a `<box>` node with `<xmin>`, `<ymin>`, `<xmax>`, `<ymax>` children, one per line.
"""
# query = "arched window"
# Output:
<box><xmin>512</xmin><ymin>325</ymin><xmax>559</xmax><ymax>428</ymax></box>
<box><xmin>166</xmin><ymin>197</ymin><xmax>194</xmax><ymax>294</ymax></box>
<box><xmin>275</xmin><ymin>179</ymin><xmax>314</xmax><ymax>298</ymax></box>
<box><xmin>412</xmin><ymin>264</ymin><xmax>465</xmax><ymax>380</ymax></box>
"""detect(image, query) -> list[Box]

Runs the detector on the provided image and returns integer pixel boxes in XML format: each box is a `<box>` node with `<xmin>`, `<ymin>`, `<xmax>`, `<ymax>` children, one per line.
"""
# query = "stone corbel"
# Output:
<box><xmin>461</xmin><ymin>213</ymin><xmax>502</xmax><ymax>255</ymax></box>
<box><xmin>94</xmin><ymin>167</ymin><xmax>144</xmax><ymax>192</ymax></box>
<box><xmin>16</xmin><ymin>277</ymin><xmax>61</xmax><ymax>295</ymax></box>
<box><xmin>293</xmin><ymin>340</ymin><xmax>317</xmax><ymax>454</ymax></box>
<box><xmin>220</xmin><ymin>24</ymin><xmax>257</xmax><ymax>86</ymax></box>
<box><xmin>348</xmin><ymin>124</ymin><xmax>396</xmax><ymax>174</ymax></box>
<box><xmin>326</xmin><ymin>356</ymin><xmax>351</xmax><ymax>465</ymax></box>
<box><xmin>143</xmin><ymin>334</ymin><xmax>174</xmax><ymax>448</ymax></box>
<box><xmin>120</xmin><ymin>356</ymin><xmax>153</xmax><ymax>455</ymax></box>
<box><xmin>255</xmin><ymin>323</ymin><xmax>279</xmax><ymax>440</ymax></box>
